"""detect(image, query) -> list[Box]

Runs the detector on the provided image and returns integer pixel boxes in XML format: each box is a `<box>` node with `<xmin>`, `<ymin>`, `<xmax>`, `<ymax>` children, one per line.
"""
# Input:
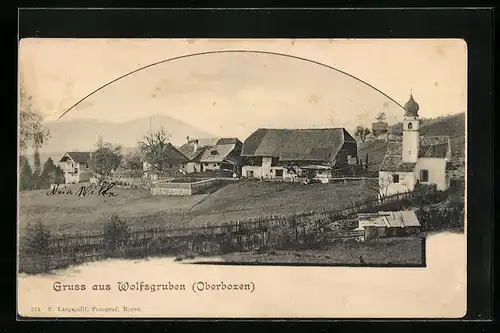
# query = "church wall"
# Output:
<box><xmin>378</xmin><ymin>171</ymin><xmax>415</xmax><ymax>197</ymax></box>
<box><xmin>414</xmin><ymin>158</ymin><xmax>448</xmax><ymax>190</ymax></box>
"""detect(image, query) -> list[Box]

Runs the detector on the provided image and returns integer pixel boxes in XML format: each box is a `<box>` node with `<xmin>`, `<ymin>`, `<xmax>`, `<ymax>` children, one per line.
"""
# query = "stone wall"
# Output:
<box><xmin>150</xmin><ymin>187</ymin><xmax>193</xmax><ymax>196</ymax></box>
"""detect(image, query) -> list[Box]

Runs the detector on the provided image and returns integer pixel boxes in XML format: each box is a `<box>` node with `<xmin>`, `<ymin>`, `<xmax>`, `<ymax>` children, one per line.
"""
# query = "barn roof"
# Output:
<box><xmin>241</xmin><ymin>128</ymin><xmax>354</xmax><ymax>162</ymax></box>
<box><xmin>60</xmin><ymin>152</ymin><xmax>91</xmax><ymax>164</ymax></box>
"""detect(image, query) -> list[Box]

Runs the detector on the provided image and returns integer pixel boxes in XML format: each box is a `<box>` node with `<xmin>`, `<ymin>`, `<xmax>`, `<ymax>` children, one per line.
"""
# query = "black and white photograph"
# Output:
<box><xmin>17</xmin><ymin>38</ymin><xmax>467</xmax><ymax>318</ymax></box>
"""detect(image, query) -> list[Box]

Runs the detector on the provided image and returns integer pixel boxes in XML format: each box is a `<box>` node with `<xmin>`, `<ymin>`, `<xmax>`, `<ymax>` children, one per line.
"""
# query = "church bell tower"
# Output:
<box><xmin>402</xmin><ymin>93</ymin><xmax>420</xmax><ymax>163</ymax></box>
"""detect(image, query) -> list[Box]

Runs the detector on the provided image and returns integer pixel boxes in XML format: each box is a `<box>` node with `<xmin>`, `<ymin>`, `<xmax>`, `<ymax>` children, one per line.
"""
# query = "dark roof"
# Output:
<box><xmin>161</xmin><ymin>144</ymin><xmax>190</xmax><ymax>164</ymax></box>
<box><xmin>178</xmin><ymin>144</ymin><xmax>210</xmax><ymax>160</ymax></box>
<box><xmin>379</xmin><ymin>155</ymin><xmax>416</xmax><ymax>172</ymax></box>
<box><xmin>60</xmin><ymin>152</ymin><xmax>91</xmax><ymax>164</ymax></box>
<box><xmin>379</xmin><ymin>136</ymin><xmax>450</xmax><ymax>171</ymax></box>
<box><xmin>216</xmin><ymin>138</ymin><xmax>242</xmax><ymax>145</ymax></box>
<box><xmin>241</xmin><ymin>128</ymin><xmax>353</xmax><ymax>162</ymax></box>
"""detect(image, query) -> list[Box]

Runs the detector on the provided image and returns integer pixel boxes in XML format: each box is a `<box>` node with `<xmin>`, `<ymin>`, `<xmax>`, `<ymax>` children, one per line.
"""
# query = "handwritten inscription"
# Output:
<box><xmin>46</xmin><ymin>182</ymin><xmax>117</xmax><ymax>197</ymax></box>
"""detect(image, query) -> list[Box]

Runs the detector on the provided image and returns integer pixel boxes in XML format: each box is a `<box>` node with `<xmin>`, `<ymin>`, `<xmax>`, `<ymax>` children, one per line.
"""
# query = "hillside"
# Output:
<box><xmin>360</xmin><ymin>112</ymin><xmax>466</xmax><ymax>170</ymax></box>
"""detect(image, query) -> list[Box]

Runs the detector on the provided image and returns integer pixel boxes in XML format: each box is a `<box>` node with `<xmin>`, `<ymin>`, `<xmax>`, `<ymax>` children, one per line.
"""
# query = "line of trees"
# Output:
<box><xmin>20</xmin><ymin>156</ymin><xmax>65</xmax><ymax>191</ymax></box>
<box><xmin>19</xmin><ymin>80</ymin><xmax>54</xmax><ymax>191</ymax></box>
<box><xmin>89</xmin><ymin>126</ymin><xmax>174</xmax><ymax>179</ymax></box>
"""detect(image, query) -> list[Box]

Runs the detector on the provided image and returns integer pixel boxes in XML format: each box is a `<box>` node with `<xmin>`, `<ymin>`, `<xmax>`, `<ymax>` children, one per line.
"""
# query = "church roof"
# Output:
<box><xmin>379</xmin><ymin>136</ymin><xmax>450</xmax><ymax>171</ymax></box>
<box><xmin>404</xmin><ymin>94</ymin><xmax>420</xmax><ymax>117</ymax></box>
<box><xmin>379</xmin><ymin>155</ymin><xmax>416</xmax><ymax>172</ymax></box>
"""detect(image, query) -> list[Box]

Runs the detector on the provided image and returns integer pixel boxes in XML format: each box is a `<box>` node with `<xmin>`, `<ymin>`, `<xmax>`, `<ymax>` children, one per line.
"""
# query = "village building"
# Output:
<box><xmin>59</xmin><ymin>152</ymin><xmax>93</xmax><ymax>184</ymax></box>
<box><xmin>142</xmin><ymin>143</ymin><xmax>190</xmax><ymax>180</ymax></box>
<box><xmin>198</xmin><ymin>138</ymin><xmax>243</xmax><ymax>174</ymax></box>
<box><xmin>179</xmin><ymin>138</ymin><xmax>220</xmax><ymax>173</ymax></box>
<box><xmin>378</xmin><ymin>94</ymin><xmax>452</xmax><ymax>196</ymax></box>
<box><xmin>355</xmin><ymin>210</ymin><xmax>421</xmax><ymax>241</ymax></box>
<box><xmin>240</xmin><ymin>128</ymin><xmax>358</xmax><ymax>181</ymax></box>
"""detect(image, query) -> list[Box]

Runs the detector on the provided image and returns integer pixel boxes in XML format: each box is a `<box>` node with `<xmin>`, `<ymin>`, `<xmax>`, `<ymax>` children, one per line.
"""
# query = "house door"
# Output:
<box><xmin>247</xmin><ymin>170</ymin><xmax>254</xmax><ymax>178</ymax></box>
<box><xmin>200</xmin><ymin>164</ymin><xmax>204</xmax><ymax>172</ymax></box>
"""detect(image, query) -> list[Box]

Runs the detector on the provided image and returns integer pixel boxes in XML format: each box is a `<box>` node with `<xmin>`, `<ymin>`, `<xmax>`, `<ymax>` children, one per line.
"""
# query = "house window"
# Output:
<box><xmin>408</xmin><ymin>122</ymin><xmax>413</xmax><ymax>130</ymax></box>
<box><xmin>204</xmin><ymin>163</ymin><xmax>208</xmax><ymax>166</ymax></box>
<box><xmin>392</xmin><ymin>174</ymin><xmax>400</xmax><ymax>183</ymax></box>
<box><xmin>420</xmin><ymin>169</ymin><xmax>429</xmax><ymax>182</ymax></box>
<box><xmin>275</xmin><ymin>169</ymin><xmax>284</xmax><ymax>177</ymax></box>
<box><xmin>85</xmin><ymin>163</ymin><xmax>88</xmax><ymax>168</ymax></box>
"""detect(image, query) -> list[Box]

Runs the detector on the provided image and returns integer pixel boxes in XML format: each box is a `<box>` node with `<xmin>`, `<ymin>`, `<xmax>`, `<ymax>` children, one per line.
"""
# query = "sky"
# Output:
<box><xmin>18</xmin><ymin>38</ymin><xmax>467</xmax><ymax>141</ymax></box>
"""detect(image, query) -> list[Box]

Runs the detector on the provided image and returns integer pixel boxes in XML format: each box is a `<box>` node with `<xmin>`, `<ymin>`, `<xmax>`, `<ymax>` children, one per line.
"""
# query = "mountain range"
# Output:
<box><xmin>26</xmin><ymin>115</ymin><xmax>216</xmax><ymax>165</ymax></box>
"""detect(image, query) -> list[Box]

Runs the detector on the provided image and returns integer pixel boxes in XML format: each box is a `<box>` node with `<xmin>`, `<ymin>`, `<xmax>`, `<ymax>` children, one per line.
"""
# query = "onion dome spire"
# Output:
<box><xmin>404</xmin><ymin>92</ymin><xmax>420</xmax><ymax>117</ymax></box>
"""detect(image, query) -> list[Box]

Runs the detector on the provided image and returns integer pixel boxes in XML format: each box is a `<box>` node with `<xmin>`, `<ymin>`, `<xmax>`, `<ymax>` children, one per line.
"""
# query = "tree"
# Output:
<box><xmin>90</xmin><ymin>138</ymin><xmax>123</xmax><ymax>177</ymax></box>
<box><xmin>138</xmin><ymin>127</ymin><xmax>173</xmax><ymax>176</ymax></box>
<box><xmin>103</xmin><ymin>214</ymin><xmax>130</xmax><ymax>257</ymax></box>
<box><xmin>40</xmin><ymin>158</ymin><xmax>64</xmax><ymax>188</ymax></box>
<box><xmin>122</xmin><ymin>150</ymin><xmax>144</xmax><ymax>173</ymax></box>
<box><xmin>19</xmin><ymin>156</ymin><xmax>33</xmax><ymax>191</ymax></box>
<box><xmin>354</xmin><ymin>126</ymin><xmax>371</xmax><ymax>142</ymax></box>
<box><xmin>19</xmin><ymin>220</ymin><xmax>53</xmax><ymax>273</ymax></box>
<box><xmin>19</xmin><ymin>82</ymin><xmax>50</xmax><ymax>152</ymax></box>
<box><xmin>375</xmin><ymin>112</ymin><xmax>387</xmax><ymax>122</ymax></box>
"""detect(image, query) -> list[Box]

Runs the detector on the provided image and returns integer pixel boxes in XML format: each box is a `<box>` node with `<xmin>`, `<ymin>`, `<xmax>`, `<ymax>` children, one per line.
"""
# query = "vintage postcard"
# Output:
<box><xmin>17</xmin><ymin>38</ymin><xmax>466</xmax><ymax>318</ymax></box>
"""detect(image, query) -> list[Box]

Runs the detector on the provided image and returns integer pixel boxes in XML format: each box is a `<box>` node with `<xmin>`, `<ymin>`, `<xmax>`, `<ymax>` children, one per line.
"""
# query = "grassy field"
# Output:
<box><xmin>219</xmin><ymin>236</ymin><xmax>424</xmax><ymax>266</ymax></box>
<box><xmin>18</xmin><ymin>180</ymin><xmax>378</xmax><ymax>235</ymax></box>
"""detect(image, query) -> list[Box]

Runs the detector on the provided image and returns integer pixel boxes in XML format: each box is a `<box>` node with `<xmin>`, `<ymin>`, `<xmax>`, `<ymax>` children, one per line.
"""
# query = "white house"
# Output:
<box><xmin>59</xmin><ymin>152</ymin><xmax>93</xmax><ymax>184</ymax></box>
<box><xmin>378</xmin><ymin>94</ymin><xmax>452</xmax><ymax>196</ymax></box>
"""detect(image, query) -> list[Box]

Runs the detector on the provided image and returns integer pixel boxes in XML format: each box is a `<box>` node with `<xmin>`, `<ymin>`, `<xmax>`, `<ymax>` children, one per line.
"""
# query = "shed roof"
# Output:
<box><xmin>358</xmin><ymin>210</ymin><xmax>421</xmax><ymax>228</ymax></box>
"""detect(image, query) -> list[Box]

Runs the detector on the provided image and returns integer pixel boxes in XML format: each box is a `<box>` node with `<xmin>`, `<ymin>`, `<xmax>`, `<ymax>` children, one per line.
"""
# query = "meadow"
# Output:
<box><xmin>18</xmin><ymin>180</ymin><xmax>378</xmax><ymax>235</ymax></box>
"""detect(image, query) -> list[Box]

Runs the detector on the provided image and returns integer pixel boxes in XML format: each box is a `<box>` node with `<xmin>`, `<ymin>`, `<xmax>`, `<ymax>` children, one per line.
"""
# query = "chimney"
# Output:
<box><xmin>186</xmin><ymin>136</ymin><xmax>190</xmax><ymax>144</ymax></box>
<box><xmin>193</xmin><ymin>139</ymin><xmax>198</xmax><ymax>152</ymax></box>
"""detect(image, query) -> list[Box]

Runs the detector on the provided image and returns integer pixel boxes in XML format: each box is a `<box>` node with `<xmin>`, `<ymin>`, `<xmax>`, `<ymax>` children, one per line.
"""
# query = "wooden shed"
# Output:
<box><xmin>355</xmin><ymin>210</ymin><xmax>421</xmax><ymax>241</ymax></box>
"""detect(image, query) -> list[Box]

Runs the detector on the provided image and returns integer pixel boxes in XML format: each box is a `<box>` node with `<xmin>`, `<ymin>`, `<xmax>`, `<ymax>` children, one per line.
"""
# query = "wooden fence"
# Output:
<box><xmin>19</xmin><ymin>189</ymin><xmax>427</xmax><ymax>273</ymax></box>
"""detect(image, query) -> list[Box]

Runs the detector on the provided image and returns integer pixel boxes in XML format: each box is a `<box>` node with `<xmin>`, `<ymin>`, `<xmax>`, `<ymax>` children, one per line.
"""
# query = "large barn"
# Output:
<box><xmin>240</xmin><ymin>128</ymin><xmax>358</xmax><ymax>181</ymax></box>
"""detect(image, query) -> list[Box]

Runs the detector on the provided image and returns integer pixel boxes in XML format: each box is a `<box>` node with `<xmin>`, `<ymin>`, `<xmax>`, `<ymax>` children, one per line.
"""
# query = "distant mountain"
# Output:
<box><xmin>22</xmin><ymin>115</ymin><xmax>215</xmax><ymax>166</ymax></box>
<box><xmin>39</xmin><ymin>114</ymin><xmax>214</xmax><ymax>152</ymax></box>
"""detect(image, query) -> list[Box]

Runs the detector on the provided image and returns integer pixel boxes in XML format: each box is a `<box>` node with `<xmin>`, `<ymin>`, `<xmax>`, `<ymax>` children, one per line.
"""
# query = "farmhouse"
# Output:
<box><xmin>355</xmin><ymin>210</ymin><xmax>421</xmax><ymax>241</ymax></box>
<box><xmin>179</xmin><ymin>138</ymin><xmax>219</xmax><ymax>173</ymax></box>
<box><xmin>142</xmin><ymin>143</ymin><xmax>190</xmax><ymax>179</ymax></box>
<box><xmin>241</xmin><ymin>128</ymin><xmax>358</xmax><ymax>181</ymax></box>
<box><xmin>197</xmin><ymin>138</ymin><xmax>243</xmax><ymax>173</ymax></box>
<box><xmin>59</xmin><ymin>152</ymin><xmax>93</xmax><ymax>184</ymax></box>
<box><xmin>378</xmin><ymin>94</ymin><xmax>452</xmax><ymax>196</ymax></box>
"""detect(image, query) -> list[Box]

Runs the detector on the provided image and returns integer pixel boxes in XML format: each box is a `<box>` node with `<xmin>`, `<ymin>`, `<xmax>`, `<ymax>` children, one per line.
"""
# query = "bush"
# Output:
<box><xmin>19</xmin><ymin>220</ymin><xmax>53</xmax><ymax>273</ymax></box>
<box><xmin>103</xmin><ymin>214</ymin><xmax>130</xmax><ymax>257</ymax></box>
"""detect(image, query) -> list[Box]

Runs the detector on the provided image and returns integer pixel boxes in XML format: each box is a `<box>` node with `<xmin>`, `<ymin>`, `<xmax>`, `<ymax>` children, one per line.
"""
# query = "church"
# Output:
<box><xmin>378</xmin><ymin>94</ymin><xmax>452</xmax><ymax>196</ymax></box>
